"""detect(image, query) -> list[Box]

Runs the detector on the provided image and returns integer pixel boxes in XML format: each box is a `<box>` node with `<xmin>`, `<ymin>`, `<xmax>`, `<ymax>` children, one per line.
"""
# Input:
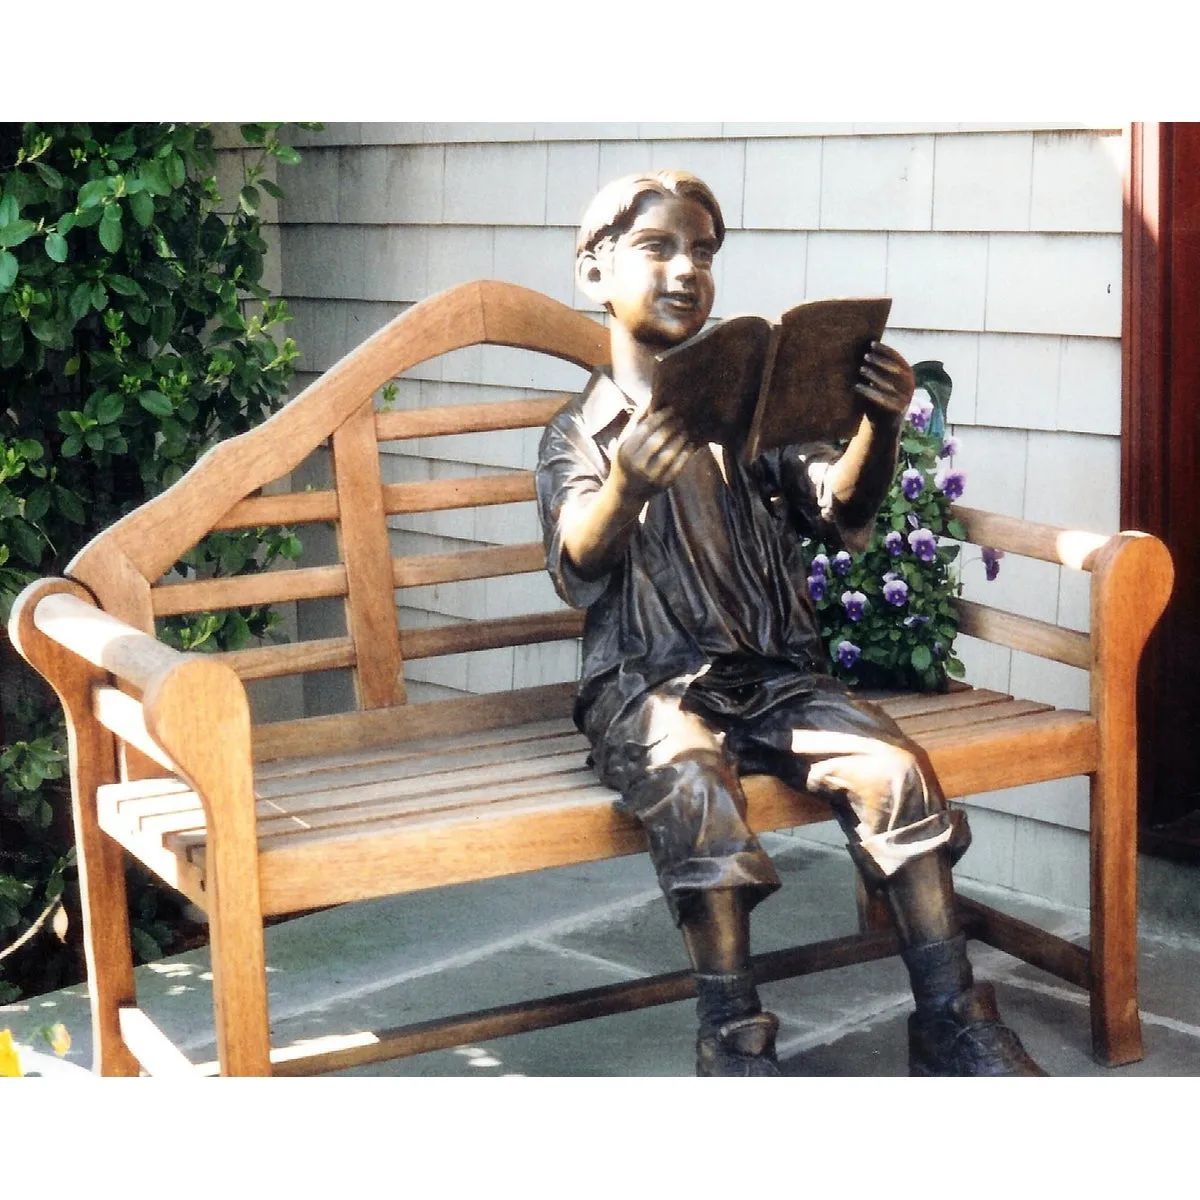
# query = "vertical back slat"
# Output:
<box><xmin>332</xmin><ymin>399</ymin><xmax>406</xmax><ymax>708</ymax></box>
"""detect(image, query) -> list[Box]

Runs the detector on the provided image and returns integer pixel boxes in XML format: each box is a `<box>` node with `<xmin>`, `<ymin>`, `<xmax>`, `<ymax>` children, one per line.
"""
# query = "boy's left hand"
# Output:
<box><xmin>855</xmin><ymin>342</ymin><xmax>914</xmax><ymax>424</ymax></box>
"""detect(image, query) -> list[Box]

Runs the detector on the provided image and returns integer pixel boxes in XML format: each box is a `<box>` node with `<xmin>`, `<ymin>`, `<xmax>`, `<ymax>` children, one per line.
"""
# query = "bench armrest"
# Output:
<box><xmin>8</xmin><ymin>578</ymin><xmax>258</xmax><ymax>841</ymax></box>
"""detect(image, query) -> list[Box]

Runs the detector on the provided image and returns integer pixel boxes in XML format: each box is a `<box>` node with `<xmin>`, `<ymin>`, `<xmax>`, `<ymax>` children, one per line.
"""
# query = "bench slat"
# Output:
<box><xmin>382</xmin><ymin>474</ymin><xmax>535</xmax><ymax>515</ymax></box>
<box><xmin>214</xmin><ymin>490</ymin><xmax>340</xmax><ymax>532</ymax></box>
<box><xmin>151</xmin><ymin>564</ymin><xmax>348</xmax><ymax>617</ymax></box>
<box><xmin>401</xmin><ymin>611</ymin><xmax>583</xmax><ymax>661</ymax></box>
<box><xmin>251</xmin><ymin>681</ymin><xmax>579</xmax><ymax>761</ymax></box>
<box><xmin>149</xmin><ymin>541</ymin><xmax>545</xmax><ymax>619</ymax></box>
<box><xmin>209</xmin><ymin>473</ymin><xmax>537</xmax><ymax>534</ymax></box>
<box><xmin>950</xmin><ymin>505</ymin><xmax>1110</xmax><ymax>570</ymax></box>
<box><xmin>957</xmin><ymin>599</ymin><xmax>1091</xmax><ymax>670</ymax></box>
<box><xmin>375</xmin><ymin>397</ymin><xmax>567</xmax><ymax>441</ymax></box>
<box><xmin>392</xmin><ymin>542</ymin><xmax>543</xmax><ymax>589</ymax></box>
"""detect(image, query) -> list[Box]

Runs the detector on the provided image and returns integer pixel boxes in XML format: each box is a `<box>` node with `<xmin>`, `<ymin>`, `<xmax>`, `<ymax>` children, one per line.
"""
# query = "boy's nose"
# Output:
<box><xmin>669</xmin><ymin>252</ymin><xmax>697</xmax><ymax>281</ymax></box>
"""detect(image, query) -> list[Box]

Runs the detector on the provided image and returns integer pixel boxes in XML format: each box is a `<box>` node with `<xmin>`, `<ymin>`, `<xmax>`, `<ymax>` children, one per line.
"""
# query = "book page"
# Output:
<box><xmin>744</xmin><ymin>297</ymin><xmax>893</xmax><ymax>459</ymax></box>
<box><xmin>649</xmin><ymin>316</ymin><xmax>773</xmax><ymax>450</ymax></box>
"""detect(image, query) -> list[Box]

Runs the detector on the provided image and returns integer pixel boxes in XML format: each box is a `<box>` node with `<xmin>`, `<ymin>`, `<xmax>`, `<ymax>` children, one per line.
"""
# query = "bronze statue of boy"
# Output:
<box><xmin>535</xmin><ymin>170</ymin><xmax>1044</xmax><ymax>1076</ymax></box>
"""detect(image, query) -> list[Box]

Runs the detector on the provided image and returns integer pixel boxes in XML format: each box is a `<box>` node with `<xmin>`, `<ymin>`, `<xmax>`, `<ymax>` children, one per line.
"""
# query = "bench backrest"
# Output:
<box><xmin>64</xmin><ymin>281</ymin><xmax>1172</xmax><ymax>775</ymax></box>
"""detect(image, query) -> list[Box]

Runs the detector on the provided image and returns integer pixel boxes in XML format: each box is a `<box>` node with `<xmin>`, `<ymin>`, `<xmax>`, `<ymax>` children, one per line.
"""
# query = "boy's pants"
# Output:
<box><xmin>591</xmin><ymin>672</ymin><xmax>971</xmax><ymax>925</ymax></box>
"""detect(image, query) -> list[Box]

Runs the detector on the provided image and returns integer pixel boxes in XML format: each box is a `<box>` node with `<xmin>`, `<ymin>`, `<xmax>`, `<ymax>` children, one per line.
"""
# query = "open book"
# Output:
<box><xmin>649</xmin><ymin>297</ymin><xmax>893</xmax><ymax>461</ymax></box>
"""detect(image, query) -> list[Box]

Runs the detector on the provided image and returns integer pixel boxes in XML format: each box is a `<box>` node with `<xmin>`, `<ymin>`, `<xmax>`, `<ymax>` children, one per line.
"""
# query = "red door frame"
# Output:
<box><xmin>1122</xmin><ymin>122</ymin><xmax>1200</xmax><ymax>843</ymax></box>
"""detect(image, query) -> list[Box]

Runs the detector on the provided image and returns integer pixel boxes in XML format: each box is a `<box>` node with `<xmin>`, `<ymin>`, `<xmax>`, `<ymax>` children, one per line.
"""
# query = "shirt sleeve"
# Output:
<box><xmin>535</xmin><ymin>413</ymin><xmax>613</xmax><ymax>610</ymax></box>
<box><xmin>763</xmin><ymin>442</ymin><xmax>878</xmax><ymax>554</ymax></box>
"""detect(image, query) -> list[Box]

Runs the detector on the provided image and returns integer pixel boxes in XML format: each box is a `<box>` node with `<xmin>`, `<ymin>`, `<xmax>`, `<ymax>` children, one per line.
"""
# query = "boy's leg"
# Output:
<box><xmin>595</xmin><ymin>688</ymin><xmax>782</xmax><ymax>1075</ymax></box>
<box><xmin>731</xmin><ymin>679</ymin><xmax>1044</xmax><ymax>1076</ymax></box>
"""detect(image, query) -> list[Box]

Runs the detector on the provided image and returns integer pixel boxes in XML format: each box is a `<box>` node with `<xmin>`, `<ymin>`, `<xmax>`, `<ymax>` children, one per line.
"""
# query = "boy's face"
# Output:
<box><xmin>580</xmin><ymin>193</ymin><xmax>717</xmax><ymax>349</ymax></box>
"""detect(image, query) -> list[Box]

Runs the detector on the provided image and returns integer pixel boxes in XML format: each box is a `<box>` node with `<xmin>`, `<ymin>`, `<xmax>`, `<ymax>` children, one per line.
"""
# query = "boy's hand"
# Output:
<box><xmin>612</xmin><ymin>408</ymin><xmax>700</xmax><ymax>504</ymax></box>
<box><xmin>854</xmin><ymin>342</ymin><xmax>914</xmax><ymax>425</ymax></box>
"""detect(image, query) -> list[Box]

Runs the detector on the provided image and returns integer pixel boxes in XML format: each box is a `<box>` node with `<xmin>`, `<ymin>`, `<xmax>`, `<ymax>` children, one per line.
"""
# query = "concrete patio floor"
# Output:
<box><xmin>8</xmin><ymin>829</ymin><xmax>1200</xmax><ymax>1080</ymax></box>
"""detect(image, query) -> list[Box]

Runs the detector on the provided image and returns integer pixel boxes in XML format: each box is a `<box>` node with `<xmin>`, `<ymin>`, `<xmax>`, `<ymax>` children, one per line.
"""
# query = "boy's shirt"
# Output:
<box><xmin>536</xmin><ymin>368</ymin><xmax>874</xmax><ymax>740</ymax></box>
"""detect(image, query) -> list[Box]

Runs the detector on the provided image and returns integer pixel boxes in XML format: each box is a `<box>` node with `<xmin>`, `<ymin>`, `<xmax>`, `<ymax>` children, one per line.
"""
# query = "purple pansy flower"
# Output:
<box><xmin>835</xmin><ymin>640</ymin><xmax>861</xmax><ymax>669</ymax></box>
<box><xmin>907</xmin><ymin>394</ymin><xmax>934</xmax><ymax>432</ymax></box>
<box><xmin>904</xmin><ymin>614</ymin><xmax>930</xmax><ymax>629</ymax></box>
<box><xmin>901</xmin><ymin>468</ymin><xmax>925</xmax><ymax>500</ymax></box>
<box><xmin>841</xmin><ymin>590</ymin><xmax>867</xmax><ymax>622</ymax></box>
<box><xmin>982</xmin><ymin>546</ymin><xmax>1005</xmax><ymax>582</ymax></box>
<box><xmin>939</xmin><ymin>435</ymin><xmax>960</xmax><ymax>459</ymax></box>
<box><xmin>810</xmin><ymin>553</ymin><xmax>830</xmax><ymax>578</ymax></box>
<box><xmin>831</xmin><ymin>550</ymin><xmax>853</xmax><ymax>577</ymax></box>
<box><xmin>807</xmin><ymin>573</ymin><xmax>827</xmax><ymax>602</ymax></box>
<box><xmin>935</xmin><ymin>465</ymin><xmax>966</xmax><ymax>502</ymax></box>
<box><xmin>907</xmin><ymin>527</ymin><xmax>937</xmax><ymax>563</ymax></box>
<box><xmin>884</xmin><ymin>530</ymin><xmax>904</xmax><ymax>557</ymax></box>
<box><xmin>883</xmin><ymin>577</ymin><xmax>909</xmax><ymax>607</ymax></box>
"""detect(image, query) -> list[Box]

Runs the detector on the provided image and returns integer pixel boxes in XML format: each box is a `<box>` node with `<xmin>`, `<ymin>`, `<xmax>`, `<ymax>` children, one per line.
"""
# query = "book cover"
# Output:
<box><xmin>649</xmin><ymin>297</ymin><xmax>893</xmax><ymax>460</ymax></box>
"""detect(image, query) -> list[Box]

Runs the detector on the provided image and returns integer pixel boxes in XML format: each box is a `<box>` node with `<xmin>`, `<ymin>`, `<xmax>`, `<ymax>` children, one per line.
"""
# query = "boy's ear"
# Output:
<box><xmin>575</xmin><ymin>249</ymin><xmax>610</xmax><ymax>307</ymax></box>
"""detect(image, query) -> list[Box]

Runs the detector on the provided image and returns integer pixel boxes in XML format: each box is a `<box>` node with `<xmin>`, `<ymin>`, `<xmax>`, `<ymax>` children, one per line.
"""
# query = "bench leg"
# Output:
<box><xmin>1089</xmin><ymin>765</ymin><xmax>1144</xmax><ymax>1066</ymax></box>
<box><xmin>75</xmin><ymin>795</ymin><xmax>142</xmax><ymax>1077</ymax></box>
<box><xmin>47</xmin><ymin>642</ymin><xmax>142</xmax><ymax>1075</ymax></box>
<box><xmin>205</xmin><ymin>874</ymin><xmax>272</xmax><ymax>1077</ymax></box>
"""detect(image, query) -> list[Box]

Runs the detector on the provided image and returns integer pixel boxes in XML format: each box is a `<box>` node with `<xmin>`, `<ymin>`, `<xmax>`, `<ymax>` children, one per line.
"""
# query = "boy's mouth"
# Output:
<box><xmin>660</xmin><ymin>291</ymin><xmax>698</xmax><ymax>310</ymax></box>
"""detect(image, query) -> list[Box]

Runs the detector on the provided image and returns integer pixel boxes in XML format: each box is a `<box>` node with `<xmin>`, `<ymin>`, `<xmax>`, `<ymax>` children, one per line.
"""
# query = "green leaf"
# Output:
<box><xmin>34</xmin><ymin>161</ymin><xmax>65</xmax><ymax>189</ymax></box>
<box><xmin>78</xmin><ymin>177</ymin><xmax>111</xmax><ymax>209</ymax></box>
<box><xmin>238</xmin><ymin>185</ymin><xmax>260</xmax><ymax>215</ymax></box>
<box><xmin>44</xmin><ymin>231</ymin><xmax>68</xmax><ymax>262</ymax></box>
<box><xmin>24</xmin><ymin>486</ymin><xmax>51</xmax><ymax>523</ymax></box>
<box><xmin>30</xmin><ymin>316</ymin><xmax>68</xmax><ymax>348</ymax></box>
<box><xmin>272</xmin><ymin>144</ymin><xmax>302</xmax><ymax>167</ymax></box>
<box><xmin>60</xmin><ymin>434</ymin><xmax>82</xmax><ymax>457</ymax></box>
<box><xmin>138</xmin><ymin>391</ymin><xmax>173</xmax><ymax>417</ymax></box>
<box><xmin>95</xmin><ymin>392</ymin><xmax>125</xmax><ymax>424</ymax></box>
<box><xmin>107</xmin><ymin>273</ymin><xmax>142</xmax><ymax>296</ymax></box>
<box><xmin>58</xmin><ymin>211</ymin><xmax>77</xmax><ymax>234</ymax></box>
<box><xmin>239</xmin><ymin>123</ymin><xmax>269</xmax><ymax>144</ymax></box>
<box><xmin>91</xmin><ymin>281</ymin><xmax>108</xmax><ymax>311</ymax></box>
<box><xmin>259</xmin><ymin>178</ymin><xmax>284</xmax><ymax>200</ymax></box>
<box><xmin>129</xmin><ymin>189</ymin><xmax>155</xmax><ymax>228</ymax></box>
<box><xmin>68</xmin><ymin>280</ymin><xmax>93</xmax><ymax>319</ymax></box>
<box><xmin>0</xmin><ymin>194</ymin><xmax>17</xmax><ymax>226</ymax></box>
<box><xmin>98</xmin><ymin>203</ymin><xmax>123</xmax><ymax>253</ymax></box>
<box><xmin>165</xmin><ymin>151</ymin><xmax>186</xmax><ymax>190</ymax></box>
<box><xmin>910</xmin><ymin>645</ymin><xmax>932</xmax><ymax>672</ymax></box>
<box><xmin>139</xmin><ymin>161</ymin><xmax>171</xmax><ymax>197</ymax></box>
<box><xmin>946</xmin><ymin>657</ymin><xmax>966</xmax><ymax>679</ymax></box>
<box><xmin>54</xmin><ymin>485</ymin><xmax>86</xmax><ymax>523</ymax></box>
<box><xmin>131</xmin><ymin>926</ymin><xmax>164</xmax><ymax>964</ymax></box>
<box><xmin>0</xmin><ymin>219</ymin><xmax>36</xmax><ymax>249</ymax></box>
<box><xmin>0</xmin><ymin>250</ymin><xmax>17</xmax><ymax>291</ymax></box>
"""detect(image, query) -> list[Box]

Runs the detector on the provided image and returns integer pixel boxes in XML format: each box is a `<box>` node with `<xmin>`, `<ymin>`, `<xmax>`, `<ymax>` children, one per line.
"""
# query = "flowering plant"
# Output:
<box><xmin>801</xmin><ymin>361</ymin><xmax>997</xmax><ymax>692</ymax></box>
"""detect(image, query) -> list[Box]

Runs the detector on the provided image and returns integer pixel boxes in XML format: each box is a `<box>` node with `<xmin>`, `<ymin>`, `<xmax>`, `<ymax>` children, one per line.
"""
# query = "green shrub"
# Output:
<box><xmin>0</xmin><ymin>122</ymin><xmax>314</xmax><ymax>1000</ymax></box>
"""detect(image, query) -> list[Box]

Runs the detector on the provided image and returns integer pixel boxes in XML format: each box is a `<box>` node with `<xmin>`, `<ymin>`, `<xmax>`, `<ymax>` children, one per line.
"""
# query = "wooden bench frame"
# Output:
<box><xmin>8</xmin><ymin>280</ymin><xmax>1174</xmax><ymax>1077</ymax></box>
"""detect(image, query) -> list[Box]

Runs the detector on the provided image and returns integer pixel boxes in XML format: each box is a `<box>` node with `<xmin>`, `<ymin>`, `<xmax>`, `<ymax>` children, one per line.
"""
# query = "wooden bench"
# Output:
<box><xmin>8</xmin><ymin>281</ymin><xmax>1174</xmax><ymax>1077</ymax></box>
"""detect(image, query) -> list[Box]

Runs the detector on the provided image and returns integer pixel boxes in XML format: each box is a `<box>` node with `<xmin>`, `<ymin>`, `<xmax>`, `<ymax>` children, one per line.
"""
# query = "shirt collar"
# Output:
<box><xmin>578</xmin><ymin>367</ymin><xmax>635</xmax><ymax>440</ymax></box>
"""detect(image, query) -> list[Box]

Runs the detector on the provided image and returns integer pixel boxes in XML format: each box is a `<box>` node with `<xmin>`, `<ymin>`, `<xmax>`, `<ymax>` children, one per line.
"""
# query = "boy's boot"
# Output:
<box><xmin>872</xmin><ymin>848</ymin><xmax>1046</xmax><ymax>1077</ymax></box>
<box><xmin>683</xmin><ymin>889</ymin><xmax>781</xmax><ymax>1077</ymax></box>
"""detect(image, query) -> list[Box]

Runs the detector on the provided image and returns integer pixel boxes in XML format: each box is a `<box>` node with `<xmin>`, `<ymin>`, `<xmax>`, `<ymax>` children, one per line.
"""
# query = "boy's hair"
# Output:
<box><xmin>576</xmin><ymin>170</ymin><xmax>726</xmax><ymax>260</ymax></box>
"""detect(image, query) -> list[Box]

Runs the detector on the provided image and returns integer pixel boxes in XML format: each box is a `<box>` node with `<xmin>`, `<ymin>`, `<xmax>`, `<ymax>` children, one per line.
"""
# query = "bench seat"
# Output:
<box><xmin>98</xmin><ymin>686</ymin><xmax>1097</xmax><ymax>917</ymax></box>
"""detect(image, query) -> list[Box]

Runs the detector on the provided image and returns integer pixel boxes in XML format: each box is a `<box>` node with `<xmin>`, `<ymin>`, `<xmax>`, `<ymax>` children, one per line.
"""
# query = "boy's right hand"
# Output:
<box><xmin>612</xmin><ymin>408</ymin><xmax>700</xmax><ymax>504</ymax></box>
